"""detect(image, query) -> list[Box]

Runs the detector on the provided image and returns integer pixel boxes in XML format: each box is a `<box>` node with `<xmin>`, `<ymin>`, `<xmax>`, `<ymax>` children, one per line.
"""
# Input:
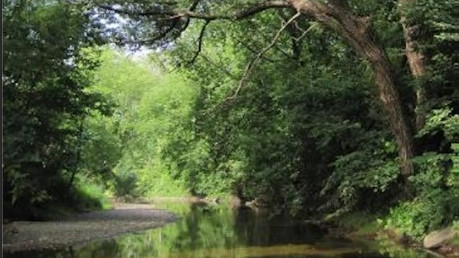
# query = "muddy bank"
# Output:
<box><xmin>3</xmin><ymin>203</ymin><xmax>178</xmax><ymax>253</ymax></box>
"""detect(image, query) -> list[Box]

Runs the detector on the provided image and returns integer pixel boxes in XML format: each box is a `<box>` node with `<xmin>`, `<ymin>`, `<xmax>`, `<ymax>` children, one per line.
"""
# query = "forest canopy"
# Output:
<box><xmin>3</xmin><ymin>0</ymin><xmax>458</xmax><ymax>240</ymax></box>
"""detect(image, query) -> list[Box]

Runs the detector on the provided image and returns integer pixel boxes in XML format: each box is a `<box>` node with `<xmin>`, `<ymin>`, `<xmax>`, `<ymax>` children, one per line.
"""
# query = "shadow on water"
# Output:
<box><xmin>4</xmin><ymin>202</ymin><xmax>431</xmax><ymax>258</ymax></box>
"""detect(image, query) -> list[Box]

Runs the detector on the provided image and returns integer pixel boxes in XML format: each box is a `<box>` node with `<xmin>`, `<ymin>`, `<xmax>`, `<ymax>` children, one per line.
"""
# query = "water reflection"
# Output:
<box><xmin>4</xmin><ymin>202</ymin><xmax>431</xmax><ymax>258</ymax></box>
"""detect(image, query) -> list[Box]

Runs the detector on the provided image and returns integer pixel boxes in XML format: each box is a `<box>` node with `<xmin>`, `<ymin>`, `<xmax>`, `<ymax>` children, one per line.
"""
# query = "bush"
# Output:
<box><xmin>384</xmin><ymin>108</ymin><xmax>459</xmax><ymax>240</ymax></box>
<box><xmin>384</xmin><ymin>151</ymin><xmax>458</xmax><ymax>239</ymax></box>
<box><xmin>385</xmin><ymin>194</ymin><xmax>450</xmax><ymax>239</ymax></box>
<box><xmin>320</xmin><ymin>136</ymin><xmax>400</xmax><ymax>213</ymax></box>
<box><xmin>74</xmin><ymin>177</ymin><xmax>112</xmax><ymax>210</ymax></box>
<box><xmin>111</xmin><ymin>171</ymin><xmax>140</xmax><ymax>199</ymax></box>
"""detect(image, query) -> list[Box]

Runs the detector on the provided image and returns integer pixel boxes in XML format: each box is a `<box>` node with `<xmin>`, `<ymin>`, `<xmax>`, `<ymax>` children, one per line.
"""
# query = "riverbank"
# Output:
<box><xmin>3</xmin><ymin>203</ymin><xmax>178</xmax><ymax>253</ymax></box>
<box><xmin>325</xmin><ymin>212</ymin><xmax>459</xmax><ymax>258</ymax></box>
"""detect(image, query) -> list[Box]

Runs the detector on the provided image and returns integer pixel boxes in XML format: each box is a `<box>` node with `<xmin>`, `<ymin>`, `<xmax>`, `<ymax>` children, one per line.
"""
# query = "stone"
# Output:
<box><xmin>229</xmin><ymin>195</ymin><xmax>241</xmax><ymax>207</ymax></box>
<box><xmin>423</xmin><ymin>227</ymin><xmax>457</xmax><ymax>249</ymax></box>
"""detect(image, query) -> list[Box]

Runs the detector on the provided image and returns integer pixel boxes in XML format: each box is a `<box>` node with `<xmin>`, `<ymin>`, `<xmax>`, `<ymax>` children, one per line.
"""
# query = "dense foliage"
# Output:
<box><xmin>3</xmin><ymin>0</ymin><xmax>458</xmax><ymax>240</ymax></box>
<box><xmin>3</xmin><ymin>0</ymin><xmax>108</xmax><ymax>218</ymax></box>
<box><xmin>79</xmin><ymin>49</ymin><xmax>194</xmax><ymax>198</ymax></box>
<box><xmin>90</xmin><ymin>0</ymin><xmax>457</xmax><ymax>238</ymax></box>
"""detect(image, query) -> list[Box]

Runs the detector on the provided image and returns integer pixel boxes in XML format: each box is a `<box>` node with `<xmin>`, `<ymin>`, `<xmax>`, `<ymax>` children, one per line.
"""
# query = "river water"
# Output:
<box><xmin>7</xmin><ymin>201</ymin><xmax>432</xmax><ymax>257</ymax></box>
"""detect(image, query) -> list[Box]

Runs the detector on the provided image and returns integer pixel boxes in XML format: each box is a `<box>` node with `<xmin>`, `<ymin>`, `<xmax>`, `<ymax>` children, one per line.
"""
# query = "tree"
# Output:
<box><xmin>399</xmin><ymin>0</ymin><xmax>428</xmax><ymax>130</ymax></box>
<box><xmin>94</xmin><ymin>0</ymin><xmax>416</xmax><ymax>179</ymax></box>
<box><xmin>3</xmin><ymin>0</ymin><xmax>108</xmax><ymax>218</ymax></box>
<box><xmin>80</xmin><ymin>49</ymin><xmax>196</xmax><ymax>198</ymax></box>
<box><xmin>399</xmin><ymin>0</ymin><xmax>458</xmax><ymax>133</ymax></box>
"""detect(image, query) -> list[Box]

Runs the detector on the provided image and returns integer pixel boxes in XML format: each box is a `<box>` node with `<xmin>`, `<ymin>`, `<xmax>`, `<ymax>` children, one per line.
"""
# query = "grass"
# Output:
<box><xmin>75</xmin><ymin>177</ymin><xmax>113</xmax><ymax>210</ymax></box>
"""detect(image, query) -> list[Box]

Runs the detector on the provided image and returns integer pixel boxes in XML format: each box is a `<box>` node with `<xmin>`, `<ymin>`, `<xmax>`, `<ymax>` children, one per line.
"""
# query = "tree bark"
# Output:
<box><xmin>399</xmin><ymin>0</ymin><xmax>428</xmax><ymax>131</ymax></box>
<box><xmin>289</xmin><ymin>0</ymin><xmax>415</xmax><ymax>177</ymax></box>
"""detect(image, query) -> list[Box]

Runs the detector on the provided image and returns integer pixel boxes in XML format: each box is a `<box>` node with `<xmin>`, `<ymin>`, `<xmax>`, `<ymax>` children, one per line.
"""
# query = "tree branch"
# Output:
<box><xmin>189</xmin><ymin>0</ymin><xmax>201</xmax><ymax>11</ymax></box>
<box><xmin>226</xmin><ymin>11</ymin><xmax>302</xmax><ymax>101</ymax></box>
<box><xmin>201</xmin><ymin>12</ymin><xmax>302</xmax><ymax>115</ymax></box>
<box><xmin>100</xmin><ymin>1</ymin><xmax>290</xmax><ymax>21</ymax></box>
<box><xmin>201</xmin><ymin>54</ymin><xmax>238</xmax><ymax>79</ymax></box>
<box><xmin>236</xmin><ymin>40</ymin><xmax>280</xmax><ymax>63</ymax></box>
<box><xmin>293</xmin><ymin>22</ymin><xmax>317</xmax><ymax>42</ymax></box>
<box><xmin>189</xmin><ymin>20</ymin><xmax>210</xmax><ymax>64</ymax></box>
<box><xmin>244</xmin><ymin>19</ymin><xmax>294</xmax><ymax>59</ymax></box>
<box><xmin>124</xmin><ymin>18</ymin><xmax>181</xmax><ymax>45</ymax></box>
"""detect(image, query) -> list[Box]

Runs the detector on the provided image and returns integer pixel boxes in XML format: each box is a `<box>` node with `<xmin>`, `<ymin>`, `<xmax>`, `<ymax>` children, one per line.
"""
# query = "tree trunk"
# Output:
<box><xmin>399</xmin><ymin>0</ymin><xmax>428</xmax><ymax>131</ymax></box>
<box><xmin>290</xmin><ymin>0</ymin><xmax>415</xmax><ymax>178</ymax></box>
<box><xmin>68</xmin><ymin>117</ymin><xmax>85</xmax><ymax>189</ymax></box>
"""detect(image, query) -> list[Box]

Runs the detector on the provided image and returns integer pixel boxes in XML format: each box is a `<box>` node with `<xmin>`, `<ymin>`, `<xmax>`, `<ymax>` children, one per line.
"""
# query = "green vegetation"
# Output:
<box><xmin>3</xmin><ymin>0</ymin><xmax>458</xmax><ymax>244</ymax></box>
<box><xmin>80</xmin><ymin>49</ymin><xmax>193</xmax><ymax>199</ymax></box>
<box><xmin>3</xmin><ymin>0</ymin><xmax>109</xmax><ymax>219</ymax></box>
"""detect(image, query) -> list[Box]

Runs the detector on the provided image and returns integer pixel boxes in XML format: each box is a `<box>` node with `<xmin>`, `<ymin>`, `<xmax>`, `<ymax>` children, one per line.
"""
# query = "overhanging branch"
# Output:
<box><xmin>189</xmin><ymin>20</ymin><xmax>210</xmax><ymax>64</ymax></box>
<box><xmin>99</xmin><ymin>1</ymin><xmax>289</xmax><ymax>21</ymax></box>
<box><xmin>225</xmin><ymin>11</ymin><xmax>302</xmax><ymax>102</ymax></box>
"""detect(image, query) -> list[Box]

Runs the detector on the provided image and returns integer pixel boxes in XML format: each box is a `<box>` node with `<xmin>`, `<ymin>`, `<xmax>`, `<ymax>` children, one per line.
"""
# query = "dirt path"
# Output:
<box><xmin>3</xmin><ymin>203</ymin><xmax>178</xmax><ymax>253</ymax></box>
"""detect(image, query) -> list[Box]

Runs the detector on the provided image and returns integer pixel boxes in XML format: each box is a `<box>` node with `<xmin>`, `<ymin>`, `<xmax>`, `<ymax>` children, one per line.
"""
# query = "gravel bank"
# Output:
<box><xmin>3</xmin><ymin>203</ymin><xmax>178</xmax><ymax>253</ymax></box>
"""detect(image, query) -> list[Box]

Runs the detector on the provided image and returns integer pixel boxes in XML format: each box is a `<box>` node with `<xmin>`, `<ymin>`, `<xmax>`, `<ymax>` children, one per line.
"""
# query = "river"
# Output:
<box><xmin>5</xmin><ymin>201</ymin><xmax>432</xmax><ymax>257</ymax></box>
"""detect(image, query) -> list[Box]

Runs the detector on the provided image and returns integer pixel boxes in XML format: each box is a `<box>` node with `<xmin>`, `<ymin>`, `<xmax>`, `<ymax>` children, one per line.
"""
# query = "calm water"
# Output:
<box><xmin>5</xmin><ymin>202</ymin><xmax>432</xmax><ymax>258</ymax></box>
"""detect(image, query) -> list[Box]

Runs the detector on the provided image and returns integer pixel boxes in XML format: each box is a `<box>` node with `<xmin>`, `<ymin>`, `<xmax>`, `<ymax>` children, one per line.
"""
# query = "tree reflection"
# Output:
<box><xmin>4</xmin><ymin>202</ymin><xmax>430</xmax><ymax>258</ymax></box>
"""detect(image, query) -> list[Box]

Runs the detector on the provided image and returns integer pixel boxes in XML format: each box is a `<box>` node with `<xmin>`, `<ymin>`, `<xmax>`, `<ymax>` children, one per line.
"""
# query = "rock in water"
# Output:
<box><xmin>423</xmin><ymin>227</ymin><xmax>457</xmax><ymax>249</ymax></box>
